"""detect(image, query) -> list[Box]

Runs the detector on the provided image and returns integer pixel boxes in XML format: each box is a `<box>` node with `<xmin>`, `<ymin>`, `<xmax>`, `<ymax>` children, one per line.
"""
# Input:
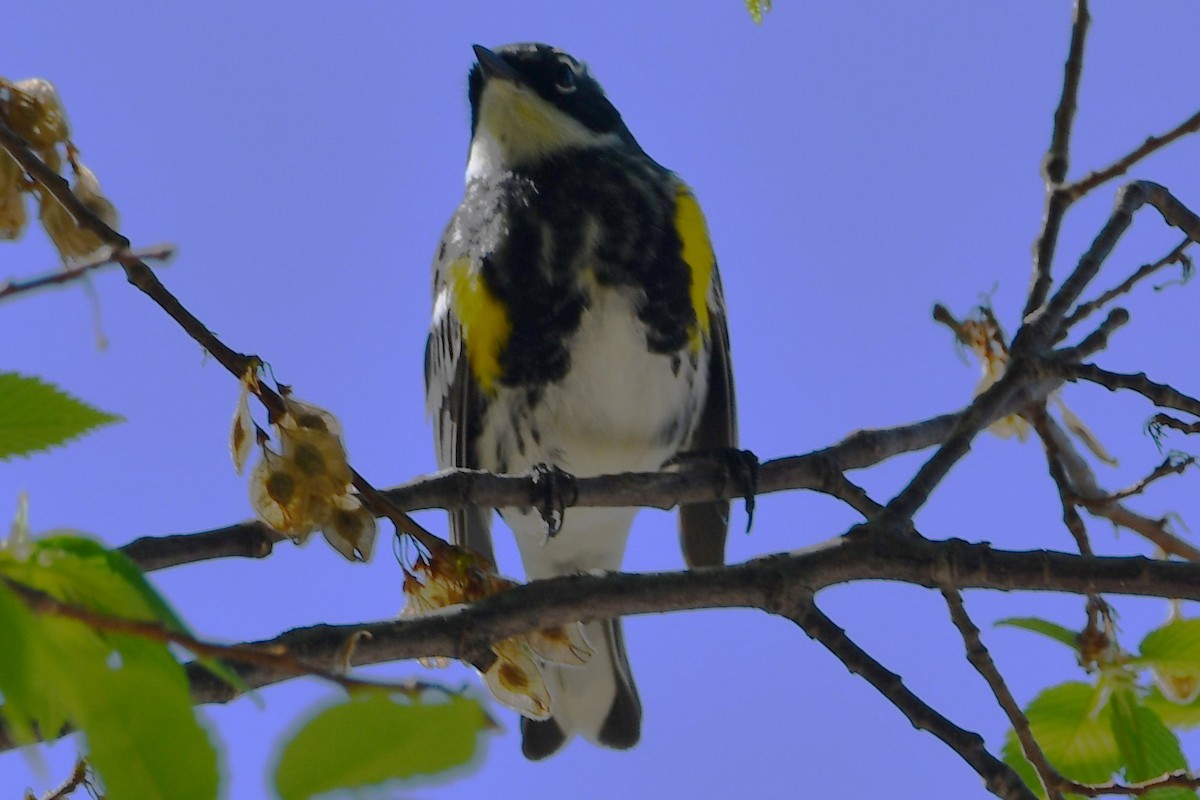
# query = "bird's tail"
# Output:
<box><xmin>521</xmin><ymin>618</ymin><xmax>641</xmax><ymax>759</ymax></box>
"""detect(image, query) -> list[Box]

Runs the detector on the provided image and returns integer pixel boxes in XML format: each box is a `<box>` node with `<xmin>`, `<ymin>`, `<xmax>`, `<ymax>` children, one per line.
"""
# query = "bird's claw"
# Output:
<box><xmin>670</xmin><ymin>447</ymin><xmax>760</xmax><ymax>532</ymax></box>
<box><xmin>529</xmin><ymin>463</ymin><xmax>577</xmax><ymax>537</ymax></box>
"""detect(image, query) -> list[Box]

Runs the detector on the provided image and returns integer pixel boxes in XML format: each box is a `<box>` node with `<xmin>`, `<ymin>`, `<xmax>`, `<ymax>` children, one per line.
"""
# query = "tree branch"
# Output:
<box><xmin>117</xmin><ymin>396</ymin><xmax>1055</xmax><ymax>575</ymax></box>
<box><xmin>162</xmin><ymin>539</ymin><xmax>1200</xmax><ymax>709</ymax></box>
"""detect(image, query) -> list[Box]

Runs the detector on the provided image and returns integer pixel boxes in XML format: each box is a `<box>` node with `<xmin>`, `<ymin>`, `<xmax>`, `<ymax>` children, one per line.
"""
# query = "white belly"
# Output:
<box><xmin>477</xmin><ymin>284</ymin><xmax>706</xmax><ymax>479</ymax></box>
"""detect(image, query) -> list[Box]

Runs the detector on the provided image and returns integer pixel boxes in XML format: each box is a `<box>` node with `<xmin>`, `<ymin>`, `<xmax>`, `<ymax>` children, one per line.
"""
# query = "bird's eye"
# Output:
<box><xmin>555</xmin><ymin>62</ymin><xmax>578</xmax><ymax>93</ymax></box>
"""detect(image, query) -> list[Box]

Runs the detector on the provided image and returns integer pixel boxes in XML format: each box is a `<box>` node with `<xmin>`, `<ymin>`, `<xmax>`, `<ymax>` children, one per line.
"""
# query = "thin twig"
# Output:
<box><xmin>785</xmin><ymin>596</ymin><xmax>1038</xmax><ymax>800</ymax></box>
<box><xmin>1079</xmin><ymin>454</ymin><xmax>1195</xmax><ymax>507</ymax></box>
<box><xmin>1151</xmin><ymin>414</ymin><xmax>1200</xmax><ymax>437</ymax></box>
<box><xmin>1061</xmin><ymin>237</ymin><xmax>1192</xmax><ymax>333</ymax></box>
<box><xmin>1056</xmin><ymin>307</ymin><xmax>1129</xmax><ymax>362</ymax></box>
<box><xmin>1037</xmin><ymin>412</ymin><xmax>1200</xmax><ymax>560</ymax></box>
<box><xmin>36</xmin><ymin>759</ymin><xmax>90</xmax><ymax>800</ymax></box>
<box><xmin>0</xmin><ymin>244</ymin><xmax>175</xmax><ymax>303</ymax></box>
<box><xmin>942</xmin><ymin>589</ymin><xmax>1066</xmax><ymax>800</ymax></box>
<box><xmin>1061</xmin><ymin>361</ymin><xmax>1200</xmax><ymax>418</ymax></box>
<box><xmin>1025</xmin><ymin>0</ymin><xmax>1090</xmax><ymax>318</ymax></box>
<box><xmin>1032</xmin><ymin>409</ymin><xmax>1095</xmax><ymax>556</ymax></box>
<box><xmin>1062</xmin><ymin>109</ymin><xmax>1200</xmax><ymax>203</ymax></box>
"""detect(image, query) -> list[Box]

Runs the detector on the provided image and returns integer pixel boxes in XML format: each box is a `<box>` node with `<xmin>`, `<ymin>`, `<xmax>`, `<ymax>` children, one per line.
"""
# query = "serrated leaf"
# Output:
<box><xmin>1025</xmin><ymin>682</ymin><xmax>1122</xmax><ymax>784</ymax></box>
<box><xmin>1108</xmin><ymin>688</ymin><xmax>1192</xmax><ymax>798</ymax></box>
<box><xmin>996</xmin><ymin>617</ymin><xmax>1081</xmax><ymax>651</ymax></box>
<box><xmin>0</xmin><ymin>373</ymin><xmax>122</xmax><ymax>459</ymax></box>
<box><xmin>273</xmin><ymin>693</ymin><xmax>490</xmax><ymax>800</ymax></box>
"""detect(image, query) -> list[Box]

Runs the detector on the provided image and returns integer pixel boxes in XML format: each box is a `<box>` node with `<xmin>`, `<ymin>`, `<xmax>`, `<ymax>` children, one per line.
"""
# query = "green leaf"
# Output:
<box><xmin>1144</xmin><ymin>686</ymin><xmax>1200</xmax><ymax>730</ymax></box>
<box><xmin>744</xmin><ymin>0</ymin><xmax>772</xmax><ymax>24</ymax></box>
<box><xmin>0</xmin><ymin>579</ymin><xmax>49</xmax><ymax>743</ymax></box>
<box><xmin>1108</xmin><ymin>688</ymin><xmax>1193</xmax><ymax>799</ymax></box>
<box><xmin>0</xmin><ymin>537</ymin><xmax>220</xmax><ymax>799</ymax></box>
<box><xmin>74</xmin><ymin>632</ymin><xmax>220</xmax><ymax>800</ymax></box>
<box><xmin>1025</xmin><ymin>682</ymin><xmax>1121</xmax><ymax>784</ymax></box>
<box><xmin>274</xmin><ymin>693</ymin><xmax>491</xmax><ymax>800</ymax></box>
<box><xmin>0</xmin><ymin>372</ymin><xmax>122</xmax><ymax>459</ymax></box>
<box><xmin>16</xmin><ymin>534</ymin><xmax>244</xmax><ymax>692</ymax></box>
<box><xmin>996</xmin><ymin>617</ymin><xmax>1081</xmax><ymax>651</ymax></box>
<box><xmin>1138</xmin><ymin>619</ymin><xmax>1200</xmax><ymax>665</ymax></box>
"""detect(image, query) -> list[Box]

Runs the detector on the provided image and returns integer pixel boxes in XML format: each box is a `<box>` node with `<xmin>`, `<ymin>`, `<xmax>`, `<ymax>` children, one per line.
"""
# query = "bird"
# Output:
<box><xmin>425</xmin><ymin>42</ymin><xmax>737</xmax><ymax>760</ymax></box>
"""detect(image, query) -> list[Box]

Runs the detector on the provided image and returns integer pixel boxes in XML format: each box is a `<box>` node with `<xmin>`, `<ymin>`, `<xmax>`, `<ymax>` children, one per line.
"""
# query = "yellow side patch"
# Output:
<box><xmin>448</xmin><ymin>258</ymin><xmax>511</xmax><ymax>394</ymax></box>
<box><xmin>674</xmin><ymin>185</ymin><xmax>715</xmax><ymax>351</ymax></box>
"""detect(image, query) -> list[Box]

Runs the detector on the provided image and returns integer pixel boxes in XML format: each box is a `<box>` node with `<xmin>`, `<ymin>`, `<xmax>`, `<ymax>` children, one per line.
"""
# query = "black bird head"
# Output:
<box><xmin>465</xmin><ymin>43</ymin><xmax>642</xmax><ymax>174</ymax></box>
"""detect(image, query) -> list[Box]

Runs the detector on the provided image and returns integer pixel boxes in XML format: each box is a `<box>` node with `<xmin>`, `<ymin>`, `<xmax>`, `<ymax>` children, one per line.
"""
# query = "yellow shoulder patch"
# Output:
<box><xmin>448</xmin><ymin>258</ymin><xmax>511</xmax><ymax>394</ymax></box>
<box><xmin>674</xmin><ymin>185</ymin><xmax>714</xmax><ymax>352</ymax></box>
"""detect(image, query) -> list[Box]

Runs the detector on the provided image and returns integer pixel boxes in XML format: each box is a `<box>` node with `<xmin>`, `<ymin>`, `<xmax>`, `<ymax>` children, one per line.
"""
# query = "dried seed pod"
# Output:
<box><xmin>5</xmin><ymin>78</ymin><xmax>70</xmax><ymax>150</ymax></box>
<box><xmin>0</xmin><ymin>151</ymin><xmax>26</xmax><ymax>240</ymax></box>
<box><xmin>484</xmin><ymin>637</ymin><xmax>552</xmax><ymax>720</ymax></box>
<box><xmin>528</xmin><ymin>623</ymin><xmax>593</xmax><ymax>667</ymax></box>
<box><xmin>36</xmin><ymin>166</ymin><xmax>118</xmax><ymax>263</ymax></box>
<box><xmin>248</xmin><ymin>448</ymin><xmax>333</xmax><ymax>539</ymax></box>
<box><xmin>320</xmin><ymin>493</ymin><xmax>376</xmax><ymax>562</ymax></box>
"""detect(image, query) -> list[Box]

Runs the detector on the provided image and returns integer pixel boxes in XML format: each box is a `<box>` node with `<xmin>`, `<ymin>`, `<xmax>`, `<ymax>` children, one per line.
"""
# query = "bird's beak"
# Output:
<box><xmin>473</xmin><ymin>45</ymin><xmax>521</xmax><ymax>84</ymax></box>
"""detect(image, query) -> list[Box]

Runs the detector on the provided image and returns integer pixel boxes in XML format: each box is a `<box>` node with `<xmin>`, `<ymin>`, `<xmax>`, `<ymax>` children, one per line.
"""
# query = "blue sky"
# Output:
<box><xmin>4</xmin><ymin>2</ymin><xmax>1200</xmax><ymax>798</ymax></box>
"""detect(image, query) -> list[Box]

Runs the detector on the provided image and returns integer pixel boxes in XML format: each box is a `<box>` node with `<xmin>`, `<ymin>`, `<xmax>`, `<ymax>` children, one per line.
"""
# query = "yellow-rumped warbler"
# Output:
<box><xmin>425</xmin><ymin>43</ymin><xmax>737</xmax><ymax>759</ymax></box>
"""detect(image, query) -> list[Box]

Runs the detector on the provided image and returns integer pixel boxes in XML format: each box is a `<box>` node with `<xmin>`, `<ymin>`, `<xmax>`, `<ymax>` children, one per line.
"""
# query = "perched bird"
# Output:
<box><xmin>425</xmin><ymin>42</ymin><xmax>737</xmax><ymax>759</ymax></box>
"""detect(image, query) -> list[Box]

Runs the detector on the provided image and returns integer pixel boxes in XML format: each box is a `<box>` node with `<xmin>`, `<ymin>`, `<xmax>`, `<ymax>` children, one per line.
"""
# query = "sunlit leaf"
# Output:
<box><xmin>1025</xmin><ymin>682</ymin><xmax>1121</xmax><ymax>784</ymax></box>
<box><xmin>0</xmin><ymin>373</ymin><xmax>122</xmax><ymax>459</ymax></box>
<box><xmin>273</xmin><ymin>692</ymin><xmax>491</xmax><ymax>800</ymax></box>
<box><xmin>74</xmin><ymin>633</ymin><xmax>219</xmax><ymax>800</ymax></box>
<box><xmin>1145</xmin><ymin>686</ymin><xmax>1200</xmax><ymax>730</ymax></box>
<box><xmin>1107</xmin><ymin>688</ymin><xmax>1193</xmax><ymax>799</ymax></box>
<box><xmin>0</xmin><ymin>532</ymin><xmax>221</xmax><ymax>798</ymax></box>
<box><xmin>0</xmin><ymin>579</ymin><xmax>46</xmax><ymax>742</ymax></box>
<box><xmin>1136</xmin><ymin>620</ymin><xmax>1200</xmax><ymax>705</ymax></box>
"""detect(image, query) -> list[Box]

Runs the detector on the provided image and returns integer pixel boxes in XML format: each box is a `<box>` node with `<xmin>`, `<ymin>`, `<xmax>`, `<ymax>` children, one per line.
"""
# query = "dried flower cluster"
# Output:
<box><xmin>0</xmin><ymin>77</ymin><xmax>118</xmax><ymax>261</ymax></box>
<box><xmin>238</xmin><ymin>374</ymin><xmax>376</xmax><ymax>562</ymax></box>
<box><xmin>402</xmin><ymin>549</ymin><xmax>592</xmax><ymax>719</ymax></box>
<box><xmin>945</xmin><ymin>305</ymin><xmax>1115</xmax><ymax>463</ymax></box>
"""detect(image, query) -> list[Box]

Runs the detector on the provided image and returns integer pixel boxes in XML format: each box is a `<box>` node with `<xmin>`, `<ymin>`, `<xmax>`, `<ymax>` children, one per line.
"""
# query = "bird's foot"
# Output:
<box><xmin>528</xmin><ymin>463</ymin><xmax>577</xmax><ymax>537</ymax></box>
<box><xmin>668</xmin><ymin>447</ymin><xmax>760</xmax><ymax>532</ymax></box>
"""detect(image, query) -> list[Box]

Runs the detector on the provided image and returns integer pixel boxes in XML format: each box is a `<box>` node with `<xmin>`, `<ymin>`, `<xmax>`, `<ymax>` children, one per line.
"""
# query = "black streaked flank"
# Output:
<box><xmin>438</xmin><ymin>147</ymin><xmax>698</xmax><ymax>389</ymax></box>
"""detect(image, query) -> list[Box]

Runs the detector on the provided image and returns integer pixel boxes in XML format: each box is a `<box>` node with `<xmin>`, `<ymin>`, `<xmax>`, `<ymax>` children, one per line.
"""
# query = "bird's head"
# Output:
<box><xmin>466</xmin><ymin>43</ymin><xmax>640</xmax><ymax>178</ymax></box>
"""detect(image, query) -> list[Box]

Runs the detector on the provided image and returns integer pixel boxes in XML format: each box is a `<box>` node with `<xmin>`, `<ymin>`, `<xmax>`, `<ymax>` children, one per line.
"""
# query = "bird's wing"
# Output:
<box><xmin>426</xmin><ymin>254</ymin><xmax>495</xmax><ymax>565</ymax></box>
<box><xmin>678</xmin><ymin>264</ymin><xmax>737</xmax><ymax>568</ymax></box>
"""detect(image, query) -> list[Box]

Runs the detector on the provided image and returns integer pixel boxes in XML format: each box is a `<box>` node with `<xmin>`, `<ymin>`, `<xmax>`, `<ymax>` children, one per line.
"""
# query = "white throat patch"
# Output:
<box><xmin>465</xmin><ymin>81</ymin><xmax>620</xmax><ymax>181</ymax></box>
